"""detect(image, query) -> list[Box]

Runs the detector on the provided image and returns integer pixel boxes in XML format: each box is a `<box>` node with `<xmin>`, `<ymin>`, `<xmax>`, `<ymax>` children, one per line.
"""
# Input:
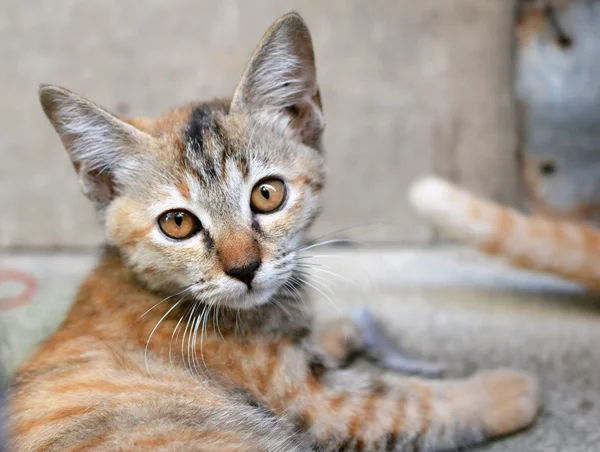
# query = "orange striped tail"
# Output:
<box><xmin>409</xmin><ymin>176</ymin><xmax>600</xmax><ymax>291</ymax></box>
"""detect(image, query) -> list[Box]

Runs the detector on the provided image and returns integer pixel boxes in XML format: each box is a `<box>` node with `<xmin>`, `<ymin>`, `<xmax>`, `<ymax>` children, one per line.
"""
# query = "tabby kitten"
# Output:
<box><xmin>8</xmin><ymin>13</ymin><xmax>539</xmax><ymax>451</ymax></box>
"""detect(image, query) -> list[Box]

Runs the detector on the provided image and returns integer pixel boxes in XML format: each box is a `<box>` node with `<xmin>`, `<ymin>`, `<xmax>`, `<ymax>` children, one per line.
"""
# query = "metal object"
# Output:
<box><xmin>516</xmin><ymin>0</ymin><xmax>600</xmax><ymax>224</ymax></box>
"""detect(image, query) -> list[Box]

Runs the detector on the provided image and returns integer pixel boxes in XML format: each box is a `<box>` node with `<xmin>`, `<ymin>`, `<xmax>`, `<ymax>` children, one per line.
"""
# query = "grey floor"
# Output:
<box><xmin>1</xmin><ymin>247</ymin><xmax>599</xmax><ymax>451</ymax></box>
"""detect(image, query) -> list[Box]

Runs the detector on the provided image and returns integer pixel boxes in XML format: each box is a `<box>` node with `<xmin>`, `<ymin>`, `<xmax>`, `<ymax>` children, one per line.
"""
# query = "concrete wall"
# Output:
<box><xmin>0</xmin><ymin>0</ymin><xmax>518</xmax><ymax>247</ymax></box>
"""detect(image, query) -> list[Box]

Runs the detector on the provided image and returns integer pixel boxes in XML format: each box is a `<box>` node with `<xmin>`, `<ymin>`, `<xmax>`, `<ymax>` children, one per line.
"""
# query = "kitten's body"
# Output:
<box><xmin>8</xmin><ymin>14</ymin><xmax>539</xmax><ymax>451</ymax></box>
<box><xmin>10</xmin><ymin>249</ymin><xmax>312</xmax><ymax>451</ymax></box>
<box><xmin>410</xmin><ymin>177</ymin><xmax>600</xmax><ymax>291</ymax></box>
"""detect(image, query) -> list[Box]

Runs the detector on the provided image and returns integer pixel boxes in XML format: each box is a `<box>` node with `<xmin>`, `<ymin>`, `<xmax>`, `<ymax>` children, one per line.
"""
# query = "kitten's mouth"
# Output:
<box><xmin>191</xmin><ymin>278</ymin><xmax>280</xmax><ymax>310</ymax></box>
<box><xmin>188</xmin><ymin>261</ymin><xmax>296</xmax><ymax>310</ymax></box>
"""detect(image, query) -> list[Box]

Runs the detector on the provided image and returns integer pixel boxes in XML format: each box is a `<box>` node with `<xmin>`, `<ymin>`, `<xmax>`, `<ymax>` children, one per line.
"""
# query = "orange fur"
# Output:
<box><xmin>8</xmin><ymin>249</ymin><xmax>540</xmax><ymax>450</ymax></box>
<box><xmin>409</xmin><ymin>176</ymin><xmax>600</xmax><ymax>291</ymax></box>
<box><xmin>217</xmin><ymin>231</ymin><xmax>261</xmax><ymax>272</ymax></box>
<box><xmin>516</xmin><ymin>5</ymin><xmax>547</xmax><ymax>45</ymax></box>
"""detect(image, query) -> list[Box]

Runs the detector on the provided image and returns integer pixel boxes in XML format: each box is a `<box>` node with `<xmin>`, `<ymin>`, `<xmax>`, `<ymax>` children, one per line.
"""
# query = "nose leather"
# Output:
<box><xmin>217</xmin><ymin>230</ymin><xmax>262</xmax><ymax>288</ymax></box>
<box><xmin>224</xmin><ymin>259</ymin><xmax>261</xmax><ymax>287</ymax></box>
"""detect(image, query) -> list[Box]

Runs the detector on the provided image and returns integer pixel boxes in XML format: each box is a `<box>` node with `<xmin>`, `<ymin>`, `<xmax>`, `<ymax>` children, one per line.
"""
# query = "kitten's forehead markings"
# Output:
<box><xmin>186</xmin><ymin>106</ymin><xmax>212</xmax><ymax>156</ymax></box>
<box><xmin>184</xmin><ymin>103</ymin><xmax>228</xmax><ymax>157</ymax></box>
<box><xmin>184</xmin><ymin>104</ymin><xmax>233</xmax><ymax>177</ymax></box>
<box><xmin>176</xmin><ymin>184</ymin><xmax>219</xmax><ymax>232</ymax></box>
<box><xmin>175</xmin><ymin>178</ymin><xmax>192</xmax><ymax>201</ymax></box>
<box><xmin>185</xmin><ymin>173</ymin><xmax>203</xmax><ymax>203</ymax></box>
<box><xmin>224</xmin><ymin>158</ymin><xmax>250</xmax><ymax>209</ymax></box>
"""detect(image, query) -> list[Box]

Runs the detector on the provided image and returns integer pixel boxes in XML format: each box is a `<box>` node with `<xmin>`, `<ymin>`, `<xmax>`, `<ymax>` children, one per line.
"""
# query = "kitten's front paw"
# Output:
<box><xmin>473</xmin><ymin>369</ymin><xmax>540</xmax><ymax>436</ymax></box>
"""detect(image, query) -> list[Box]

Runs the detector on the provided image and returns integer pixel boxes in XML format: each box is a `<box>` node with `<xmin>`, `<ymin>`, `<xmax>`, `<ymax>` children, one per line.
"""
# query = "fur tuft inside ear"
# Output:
<box><xmin>39</xmin><ymin>85</ymin><xmax>151</xmax><ymax>206</ymax></box>
<box><xmin>230</xmin><ymin>13</ymin><xmax>324</xmax><ymax>148</ymax></box>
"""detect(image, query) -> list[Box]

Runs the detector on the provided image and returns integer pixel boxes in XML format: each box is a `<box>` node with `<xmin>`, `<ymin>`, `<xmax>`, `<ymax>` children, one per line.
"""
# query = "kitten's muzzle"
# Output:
<box><xmin>216</xmin><ymin>229</ymin><xmax>262</xmax><ymax>289</ymax></box>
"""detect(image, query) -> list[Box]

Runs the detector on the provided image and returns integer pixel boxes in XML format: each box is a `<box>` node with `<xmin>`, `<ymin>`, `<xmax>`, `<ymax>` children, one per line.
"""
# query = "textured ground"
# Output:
<box><xmin>1</xmin><ymin>247</ymin><xmax>599</xmax><ymax>451</ymax></box>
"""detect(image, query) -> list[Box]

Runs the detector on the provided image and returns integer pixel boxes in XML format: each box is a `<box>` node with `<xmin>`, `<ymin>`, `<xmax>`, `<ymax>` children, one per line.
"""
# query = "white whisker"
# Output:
<box><xmin>145</xmin><ymin>298</ymin><xmax>183</xmax><ymax>377</ymax></box>
<box><xmin>294</xmin><ymin>254</ymin><xmax>347</xmax><ymax>260</ymax></box>
<box><xmin>294</xmin><ymin>269</ymin><xmax>336</xmax><ymax>297</ymax></box>
<box><xmin>297</xmin><ymin>238</ymin><xmax>362</xmax><ymax>253</ymax></box>
<box><xmin>190</xmin><ymin>302</ymin><xmax>205</xmax><ymax>379</ymax></box>
<box><xmin>300</xmin><ymin>220</ymin><xmax>392</xmax><ymax>247</ymax></box>
<box><xmin>215</xmin><ymin>305</ymin><xmax>225</xmax><ymax>341</ymax></box>
<box><xmin>284</xmin><ymin>278</ymin><xmax>309</xmax><ymax>311</ymax></box>
<box><xmin>131</xmin><ymin>284</ymin><xmax>193</xmax><ymax>328</ymax></box>
<box><xmin>181</xmin><ymin>302</ymin><xmax>198</xmax><ymax>375</ymax></box>
<box><xmin>270</xmin><ymin>293</ymin><xmax>294</xmax><ymax>319</ymax></box>
<box><xmin>200</xmin><ymin>302</ymin><xmax>213</xmax><ymax>379</ymax></box>
<box><xmin>292</xmin><ymin>275</ymin><xmax>340</xmax><ymax>312</ymax></box>
<box><xmin>295</xmin><ymin>263</ymin><xmax>358</xmax><ymax>289</ymax></box>
<box><xmin>169</xmin><ymin>303</ymin><xmax>192</xmax><ymax>368</ymax></box>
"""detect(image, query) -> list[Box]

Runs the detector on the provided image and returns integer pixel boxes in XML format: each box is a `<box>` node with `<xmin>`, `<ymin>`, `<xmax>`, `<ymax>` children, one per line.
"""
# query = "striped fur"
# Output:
<box><xmin>8</xmin><ymin>13</ymin><xmax>539</xmax><ymax>452</ymax></box>
<box><xmin>410</xmin><ymin>176</ymin><xmax>600</xmax><ymax>291</ymax></box>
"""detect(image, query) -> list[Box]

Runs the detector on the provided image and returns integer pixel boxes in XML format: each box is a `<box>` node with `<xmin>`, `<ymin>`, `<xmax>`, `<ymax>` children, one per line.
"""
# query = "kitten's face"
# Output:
<box><xmin>106</xmin><ymin>107</ymin><xmax>325</xmax><ymax>308</ymax></box>
<box><xmin>40</xmin><ymin>13</ymin><xmax>325</xmax><ymax>309</ymax></box>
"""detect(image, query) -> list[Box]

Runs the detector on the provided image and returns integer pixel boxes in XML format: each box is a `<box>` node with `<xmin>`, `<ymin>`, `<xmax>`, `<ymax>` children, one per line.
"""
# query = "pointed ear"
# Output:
<box><xmin>39</xmin><ymin>85</ymin><xmax>152</xmax><ymax>207</ymax></box>
<box><xmin>230</xmin><ymin>12</ymin><xmax>324</xmax><ymax>148</ymax></box>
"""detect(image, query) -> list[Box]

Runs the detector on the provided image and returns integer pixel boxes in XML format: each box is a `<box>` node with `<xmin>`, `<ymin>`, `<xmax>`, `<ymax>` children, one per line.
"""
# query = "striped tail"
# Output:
<box><xmin>409</xmin><ymin>176</ymin><xmax>600</xmax><ymax>291</ymax></box>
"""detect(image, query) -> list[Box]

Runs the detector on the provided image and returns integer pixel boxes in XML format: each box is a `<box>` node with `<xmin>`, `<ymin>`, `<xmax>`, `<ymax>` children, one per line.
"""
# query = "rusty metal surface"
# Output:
<box><xmin>517</xmin><ymin>0</ymin><xmax>600</xmax><ymax>224</ymax></box>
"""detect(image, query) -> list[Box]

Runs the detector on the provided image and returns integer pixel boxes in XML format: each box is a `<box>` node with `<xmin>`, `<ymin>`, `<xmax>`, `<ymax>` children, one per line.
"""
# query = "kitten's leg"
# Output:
<box><xmin>315</xmin><ymin>307</ymin><xmax>445</xmax><ymax>376</ymax></box>
<box><xmin>242</xmin><ymin>341</ymin><xmax>540</xmax><ymax>451</ymax></box>
<box><xmin>312</xmin><ymin>316</ymin><xmax>364</xmax><ymax>367</ymax></box>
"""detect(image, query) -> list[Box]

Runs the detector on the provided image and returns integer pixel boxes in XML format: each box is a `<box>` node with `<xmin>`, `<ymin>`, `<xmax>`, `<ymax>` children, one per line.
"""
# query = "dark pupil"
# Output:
<box><xmin>261</xmin><ymin>186</ymin><xmax>270</xmax><ymax>200</ymax></box>
<box><xmin>174</xmin><ymin>213</ymin><xmax>184</xmax><ymax>227</ymax></box>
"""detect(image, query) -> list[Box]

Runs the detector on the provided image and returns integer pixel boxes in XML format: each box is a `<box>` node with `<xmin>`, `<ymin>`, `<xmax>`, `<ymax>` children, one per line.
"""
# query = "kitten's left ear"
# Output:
<box><xmin>230</xmin><ymin>12</ymin><xmax>324</xmax><ymax>148</ymax></box>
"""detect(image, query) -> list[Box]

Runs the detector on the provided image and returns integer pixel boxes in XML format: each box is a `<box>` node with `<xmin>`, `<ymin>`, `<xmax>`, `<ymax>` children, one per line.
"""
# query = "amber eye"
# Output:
<box><xmin>250</xmin><ymin>178</ymin><xmax>287</xmax><ymax>214</ymax></box>
<box><xmin>158</xmin><ymin>210</ymin><xmax>201</xmax><ymax>240</ymax></box>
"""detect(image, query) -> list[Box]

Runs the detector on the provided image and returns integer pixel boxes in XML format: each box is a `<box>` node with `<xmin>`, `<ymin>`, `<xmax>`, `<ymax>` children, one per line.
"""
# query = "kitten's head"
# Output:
<box><xmin>39</xmin><ymin>13</ymin><xmax>325</xmax><ymax>309</ymax></box>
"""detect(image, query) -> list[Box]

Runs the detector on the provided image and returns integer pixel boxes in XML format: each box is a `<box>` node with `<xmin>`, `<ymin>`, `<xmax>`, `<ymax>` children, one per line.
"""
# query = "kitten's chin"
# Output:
<box><xmin>227</xmin><ymin>290</ymin><xmax>277</xmax><ymax>309</ymax></box>
<box><xmin>192</xmin><ymin>284</ymin><xmax>280</xmax><ymax>310</ymax></box>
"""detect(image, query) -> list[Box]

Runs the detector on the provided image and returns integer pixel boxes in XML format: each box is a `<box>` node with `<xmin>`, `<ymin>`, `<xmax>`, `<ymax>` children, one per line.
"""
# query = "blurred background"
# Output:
<box><xmin>2</xmin><ymin>0</ymin><xmax>599</xmax><ymax>247</ymax></box>
<box><xmin>2</xmin><ymin>1</ymin><xmax>600</xmax><ymax>450</ymax></box>
<box><xmin>2</xmin><ymin>0</ymin><xmax>521</xmax><ymax>246</ymax></box>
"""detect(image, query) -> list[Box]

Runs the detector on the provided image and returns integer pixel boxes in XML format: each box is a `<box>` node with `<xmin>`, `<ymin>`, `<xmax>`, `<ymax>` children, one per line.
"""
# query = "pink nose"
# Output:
<box><xmin>216</xmin><ymin>231</ymin><xmax>262</xmax><ymax>288</ymax></box>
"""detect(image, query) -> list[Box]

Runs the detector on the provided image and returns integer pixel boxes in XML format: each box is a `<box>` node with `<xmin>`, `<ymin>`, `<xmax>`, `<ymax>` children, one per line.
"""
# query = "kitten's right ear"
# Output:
<box><xmin>39</xmin><ymin>85</ymin><xmax>152</xmax><ymax>207</ymax></box>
